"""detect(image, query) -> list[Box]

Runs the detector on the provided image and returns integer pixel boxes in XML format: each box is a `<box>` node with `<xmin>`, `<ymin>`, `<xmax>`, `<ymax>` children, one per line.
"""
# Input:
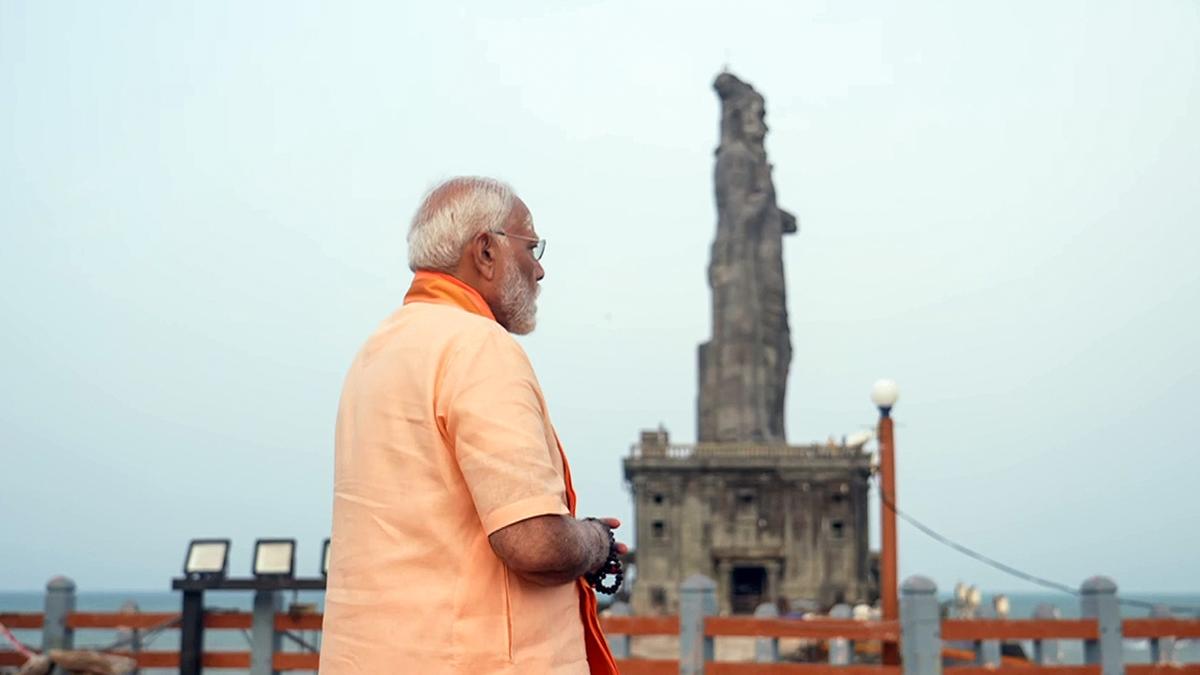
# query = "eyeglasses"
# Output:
<box><xmin>491</xmin><ymin>230</ymin><xmax>546</xmax><ymax>261</ymax></box>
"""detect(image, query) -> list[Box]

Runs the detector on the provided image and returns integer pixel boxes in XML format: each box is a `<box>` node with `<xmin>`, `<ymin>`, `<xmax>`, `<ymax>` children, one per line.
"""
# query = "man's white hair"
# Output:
<box><xmin>407</xmin><ymin>176</ymin><xmax>518</xmax><ymax>272</ymax></box>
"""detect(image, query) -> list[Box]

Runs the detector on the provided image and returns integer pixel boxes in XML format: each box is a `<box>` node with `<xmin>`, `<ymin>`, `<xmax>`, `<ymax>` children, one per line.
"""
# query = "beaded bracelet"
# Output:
<box><xmin>582</xmin><ymin>518</ymin><xmax>623</xmax><ymax>595</ymax></box>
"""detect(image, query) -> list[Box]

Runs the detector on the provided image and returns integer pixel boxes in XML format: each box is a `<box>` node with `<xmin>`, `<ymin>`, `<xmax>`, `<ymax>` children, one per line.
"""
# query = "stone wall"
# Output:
<box><xmin>626</xmin><ymin>445</ymin><xmax>872</xmax><ymax>615</ymax></box>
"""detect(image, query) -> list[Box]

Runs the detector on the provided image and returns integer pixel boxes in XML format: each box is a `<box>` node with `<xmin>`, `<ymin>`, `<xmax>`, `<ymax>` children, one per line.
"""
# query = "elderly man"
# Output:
<box><xmin>319</xmin><ymin>177</ymin><xmax>623</xmax><ymax>674</ymax></box>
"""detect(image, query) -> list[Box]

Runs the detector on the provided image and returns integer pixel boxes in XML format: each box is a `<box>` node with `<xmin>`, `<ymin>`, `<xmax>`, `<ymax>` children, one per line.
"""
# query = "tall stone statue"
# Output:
<box><xmin>698</xmin><ymin>72</ymin><xmax>797</xmax><ymax>444</ymax></box>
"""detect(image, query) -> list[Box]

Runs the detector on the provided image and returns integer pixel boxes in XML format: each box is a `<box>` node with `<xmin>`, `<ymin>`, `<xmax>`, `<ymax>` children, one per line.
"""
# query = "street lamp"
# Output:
<box><xmin>872</xmin><ymin>379</ymin><xmax>899</xmax><ymax>665</ymax></box>
<box><xmin>871</xmin><ymin>379</ymin><xmax>899</xmax><ymax>414</ymax></box>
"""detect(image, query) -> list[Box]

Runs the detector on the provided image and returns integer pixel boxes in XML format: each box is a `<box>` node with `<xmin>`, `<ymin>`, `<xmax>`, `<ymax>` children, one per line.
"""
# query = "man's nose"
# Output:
<box><xmin>535</xmin><ymin>259</ymin><xmax>545</xmax><ymax>281</ymax></box>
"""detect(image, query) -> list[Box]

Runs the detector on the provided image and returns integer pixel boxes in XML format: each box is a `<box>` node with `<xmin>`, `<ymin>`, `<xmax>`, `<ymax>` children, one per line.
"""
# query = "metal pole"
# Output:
<box><xmin>249</xmin><ymin>590</ymin><xmax>282</xmax><ymax>675</ymax></box>
<box><xmin>878</xmin><ymin>409</ymin><xmax>900</xmax><ymax>665</ymax></box>
<box><xmin>179</xmin><ymin>590</ymin><xmax>204</xmax><ymax>675</ymax></box>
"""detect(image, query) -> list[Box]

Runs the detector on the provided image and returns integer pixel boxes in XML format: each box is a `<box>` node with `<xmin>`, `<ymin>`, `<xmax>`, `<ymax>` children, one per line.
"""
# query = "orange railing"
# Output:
<box><xmin>3</xmin><ymin>611</ymin><xmax>1200</xmax><ymax>672</ymax></box>
<box><xmin>935</xmin><ymin>617</ymin><xmax>1200</xmax><ymax>675</ymax></box>
<box><xmin>599</xmin><ymin>614</ymin><xmax>679</xmax><ymax>675</ymax></box>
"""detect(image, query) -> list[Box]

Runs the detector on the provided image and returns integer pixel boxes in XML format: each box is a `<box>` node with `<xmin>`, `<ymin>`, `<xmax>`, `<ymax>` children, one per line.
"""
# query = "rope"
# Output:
<box><xmin>280</xmin><ymin>630</ymin><xmax>320</xmax><ymax>653</ymax></box>
<box><xmin>77</xmin><ymin>615</ymin><xmax>181</xmax><ymax>652</ymax></box>
<box><xmin>871</xmin><ymin>474</ymin><xmax>1200</xmax><ymax>615</ymax></box>
<box><xmin>0</xmin><ymin>620</ymin><xmax>37</xmax><ymax>661</ymax></box>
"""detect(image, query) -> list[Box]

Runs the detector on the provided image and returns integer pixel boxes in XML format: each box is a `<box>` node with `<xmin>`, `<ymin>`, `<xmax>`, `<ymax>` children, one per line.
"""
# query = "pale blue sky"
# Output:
<box><xmin>2</xmin><ymin>1</ymin><xmax>1198</xmax><ymax>594</ymax></box>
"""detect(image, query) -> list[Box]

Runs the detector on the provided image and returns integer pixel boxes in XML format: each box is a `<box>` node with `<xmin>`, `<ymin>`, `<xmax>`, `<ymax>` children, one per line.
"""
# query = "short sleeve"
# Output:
<box><xmin>440</xmin><ymin>327</ymin><xmax>569</xmax><ymax>534</ymax></box>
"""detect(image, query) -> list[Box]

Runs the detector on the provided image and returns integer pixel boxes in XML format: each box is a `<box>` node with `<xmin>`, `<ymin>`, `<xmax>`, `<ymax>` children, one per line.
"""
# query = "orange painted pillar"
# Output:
<box><xmin>878</xmin><ymin>412</ymin><xmax>900</xmax><ymax>665</ymax></box>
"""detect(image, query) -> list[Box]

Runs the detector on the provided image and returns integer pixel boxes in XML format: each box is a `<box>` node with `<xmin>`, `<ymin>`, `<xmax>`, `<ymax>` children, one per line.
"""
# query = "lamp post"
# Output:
<box><xmin>871</xmin><ymin>379</ymin><xmax>900</xmax><ymax>666</ymax></box>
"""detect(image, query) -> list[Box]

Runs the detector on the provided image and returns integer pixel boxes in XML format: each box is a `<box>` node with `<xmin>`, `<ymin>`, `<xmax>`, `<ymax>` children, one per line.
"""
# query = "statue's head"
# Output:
<box><xmin>714</xmin><ymin>72</ymin><xmax>768</xmax><ymax>147</ymax></box>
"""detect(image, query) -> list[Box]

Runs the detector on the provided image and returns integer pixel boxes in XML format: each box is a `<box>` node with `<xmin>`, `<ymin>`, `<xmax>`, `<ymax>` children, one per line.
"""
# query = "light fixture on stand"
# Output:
<box><xmin>183</xmin><ymin>539</ymin><xmax>230</xmax><ymax>581</ymax></box>
<box><xmin>252</xmin><ymin>539</ymin><xmax>296</xmax><ymax>579</ymax></box>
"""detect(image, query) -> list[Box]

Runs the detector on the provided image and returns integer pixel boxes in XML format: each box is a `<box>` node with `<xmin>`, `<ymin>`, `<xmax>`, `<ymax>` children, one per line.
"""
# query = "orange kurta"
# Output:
<box><xmin>319</xmin><ymin>271</ymin><xmax>618</xmax><ymax>675</ymax></box>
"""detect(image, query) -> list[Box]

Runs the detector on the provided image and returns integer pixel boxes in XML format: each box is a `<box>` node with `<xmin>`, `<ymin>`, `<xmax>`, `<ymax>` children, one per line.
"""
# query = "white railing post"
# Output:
<box><xmin>829</xmin><ymin>603</ymin><xmax>853</xmax><ymax>665</ymax></box>
<box><xmin>753</xmin><ymin>602</ymin><xmax>778</xmax><ymax>662</ymax></box>
<box><xmin>606</xmin><ymin>601</ymin><xmax>631</xmax><ymax>659</ymax></box>
<box><xmin>900</xmin><ymin>576</ymin><xmax>941</xmax><ymax>675</ymax></box>
<box><xmin>1032</xmin><ymin>603</ymin><xmax>1061</xmax><ymax>665</ymax></box>
<box><xmin>974</xmin><ymin>601</ymin><xmax>1000</xmax><ymax>667</ymax></box>
<box><xmin>679</xmin><ymin>575</ymin><xmax>716</xmax><ymax>675</ymax></box>
<box><xmin>1080</xmin><ymin>576</ymin><xmax>1124</xmax><ymax>675</ymax></box>
<box><xmin>43</xmin><ymin>576</ymin><xmax>76</xmax><ymax>662</ymax></box>
<box><xmin>1148</xmin><ymin>604</ymin><xmax>1175</xmax><ymax>665</ymax></box>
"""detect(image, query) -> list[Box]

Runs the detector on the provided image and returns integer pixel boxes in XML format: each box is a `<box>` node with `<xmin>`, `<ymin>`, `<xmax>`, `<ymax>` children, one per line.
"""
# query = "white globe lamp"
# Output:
<box><xmin>871</xmin><ymin>379</ymin><xmax>899</xmax><ymax>415</ymax></box>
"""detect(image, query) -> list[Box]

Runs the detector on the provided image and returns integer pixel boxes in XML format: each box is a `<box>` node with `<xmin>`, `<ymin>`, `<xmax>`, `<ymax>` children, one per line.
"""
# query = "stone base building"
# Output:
<box><xmin>624</xmin><ymin>429</ymin><xmax>873</xmax><ymax>615</ymax></box>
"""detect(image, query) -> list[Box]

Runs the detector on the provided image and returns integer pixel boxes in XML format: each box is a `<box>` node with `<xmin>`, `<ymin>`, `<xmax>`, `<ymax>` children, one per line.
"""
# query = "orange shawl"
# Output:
<box><xmin>404</xmin><ymin>271</ymin><xmax>620</xmax><ymax>675</ymax></box>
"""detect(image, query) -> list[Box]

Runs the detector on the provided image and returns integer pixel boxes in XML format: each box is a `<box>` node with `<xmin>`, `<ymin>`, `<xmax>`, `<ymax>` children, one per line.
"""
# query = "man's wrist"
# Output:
<box><xmin>579</xmin><ymin>518</ymin><xmax>624</xmax><ymax>595</ymax></box>
<box><xmin>581</xmin><ymin>518</ymin><xmax>611</xmax><ymax>573</ymax></box>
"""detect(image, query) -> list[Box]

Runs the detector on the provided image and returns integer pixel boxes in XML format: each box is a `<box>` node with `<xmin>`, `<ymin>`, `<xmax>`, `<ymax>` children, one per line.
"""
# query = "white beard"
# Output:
<box><xmin>498</xmin><ymin>264</ymin><xmax>539</xmax><ymax>335</ymax></box>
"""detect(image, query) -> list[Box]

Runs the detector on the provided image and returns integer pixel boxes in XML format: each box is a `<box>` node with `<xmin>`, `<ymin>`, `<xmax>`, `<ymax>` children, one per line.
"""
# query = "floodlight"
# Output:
<box><xmin>183</xmin><ymin>539</ymin><xmax>230</xmax><ymax>580</ymax></box>
<box><xmin>321</xmin><ymin>538</ymin><xmax>331</xmax><ymax>576</ymax></box>
<box><xmin>253</xmin><ymin>538</ymin><xmax>296</xmax><ymax>578</ymax></box>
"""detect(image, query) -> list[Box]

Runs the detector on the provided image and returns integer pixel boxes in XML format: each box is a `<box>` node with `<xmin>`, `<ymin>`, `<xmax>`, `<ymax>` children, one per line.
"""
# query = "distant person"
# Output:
<box><xmin>319</xmin><ymin>177</ymin><xmax>623</xmax><ymax>674</ymax></box>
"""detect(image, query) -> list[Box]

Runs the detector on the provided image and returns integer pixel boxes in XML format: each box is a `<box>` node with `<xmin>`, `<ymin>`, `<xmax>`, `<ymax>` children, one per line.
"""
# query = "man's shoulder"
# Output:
<box><xmin>394</xmin><ymin>305</ymin><xmax>539</xmax><ymax>393</ymax></box>
<box><xmin>400</xmin><ymin>303</ymin><xmax>524</xmax><ymax>355</ymax></box>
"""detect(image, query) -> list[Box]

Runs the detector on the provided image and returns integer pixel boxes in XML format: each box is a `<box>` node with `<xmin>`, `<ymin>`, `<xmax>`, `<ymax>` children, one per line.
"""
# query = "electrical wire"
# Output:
<box><xmin>871</xmin><ymin>474</ymin><xmax>1200</xmax><ymax>615</ymax></box>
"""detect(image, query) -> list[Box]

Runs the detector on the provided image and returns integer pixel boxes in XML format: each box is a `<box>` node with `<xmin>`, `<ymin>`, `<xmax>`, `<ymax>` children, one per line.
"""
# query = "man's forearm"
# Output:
<box><xmin>489</xmin><ymin>514</ymin><xmax>610</xmax><ymax>586</ymax></box>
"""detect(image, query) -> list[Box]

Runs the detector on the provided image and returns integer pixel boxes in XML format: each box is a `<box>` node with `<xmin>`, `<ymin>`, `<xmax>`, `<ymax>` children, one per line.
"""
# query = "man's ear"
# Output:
<box><xmin>471</xmin><ymin>231</ymin><xmax>498</xmax><ymax>281</ymax></box>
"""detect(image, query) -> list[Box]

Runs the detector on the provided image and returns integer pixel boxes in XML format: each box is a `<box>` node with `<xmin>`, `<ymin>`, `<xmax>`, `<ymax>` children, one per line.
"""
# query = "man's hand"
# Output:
<box><xmin>489</xmin><ymin>515</ymin><xmax>628</xmax><ymax>587</ymax></box>
<box><xmin>592</xmin><ymin>517</ymin><xmax>630</xmax><ymax>557</ymax></box>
